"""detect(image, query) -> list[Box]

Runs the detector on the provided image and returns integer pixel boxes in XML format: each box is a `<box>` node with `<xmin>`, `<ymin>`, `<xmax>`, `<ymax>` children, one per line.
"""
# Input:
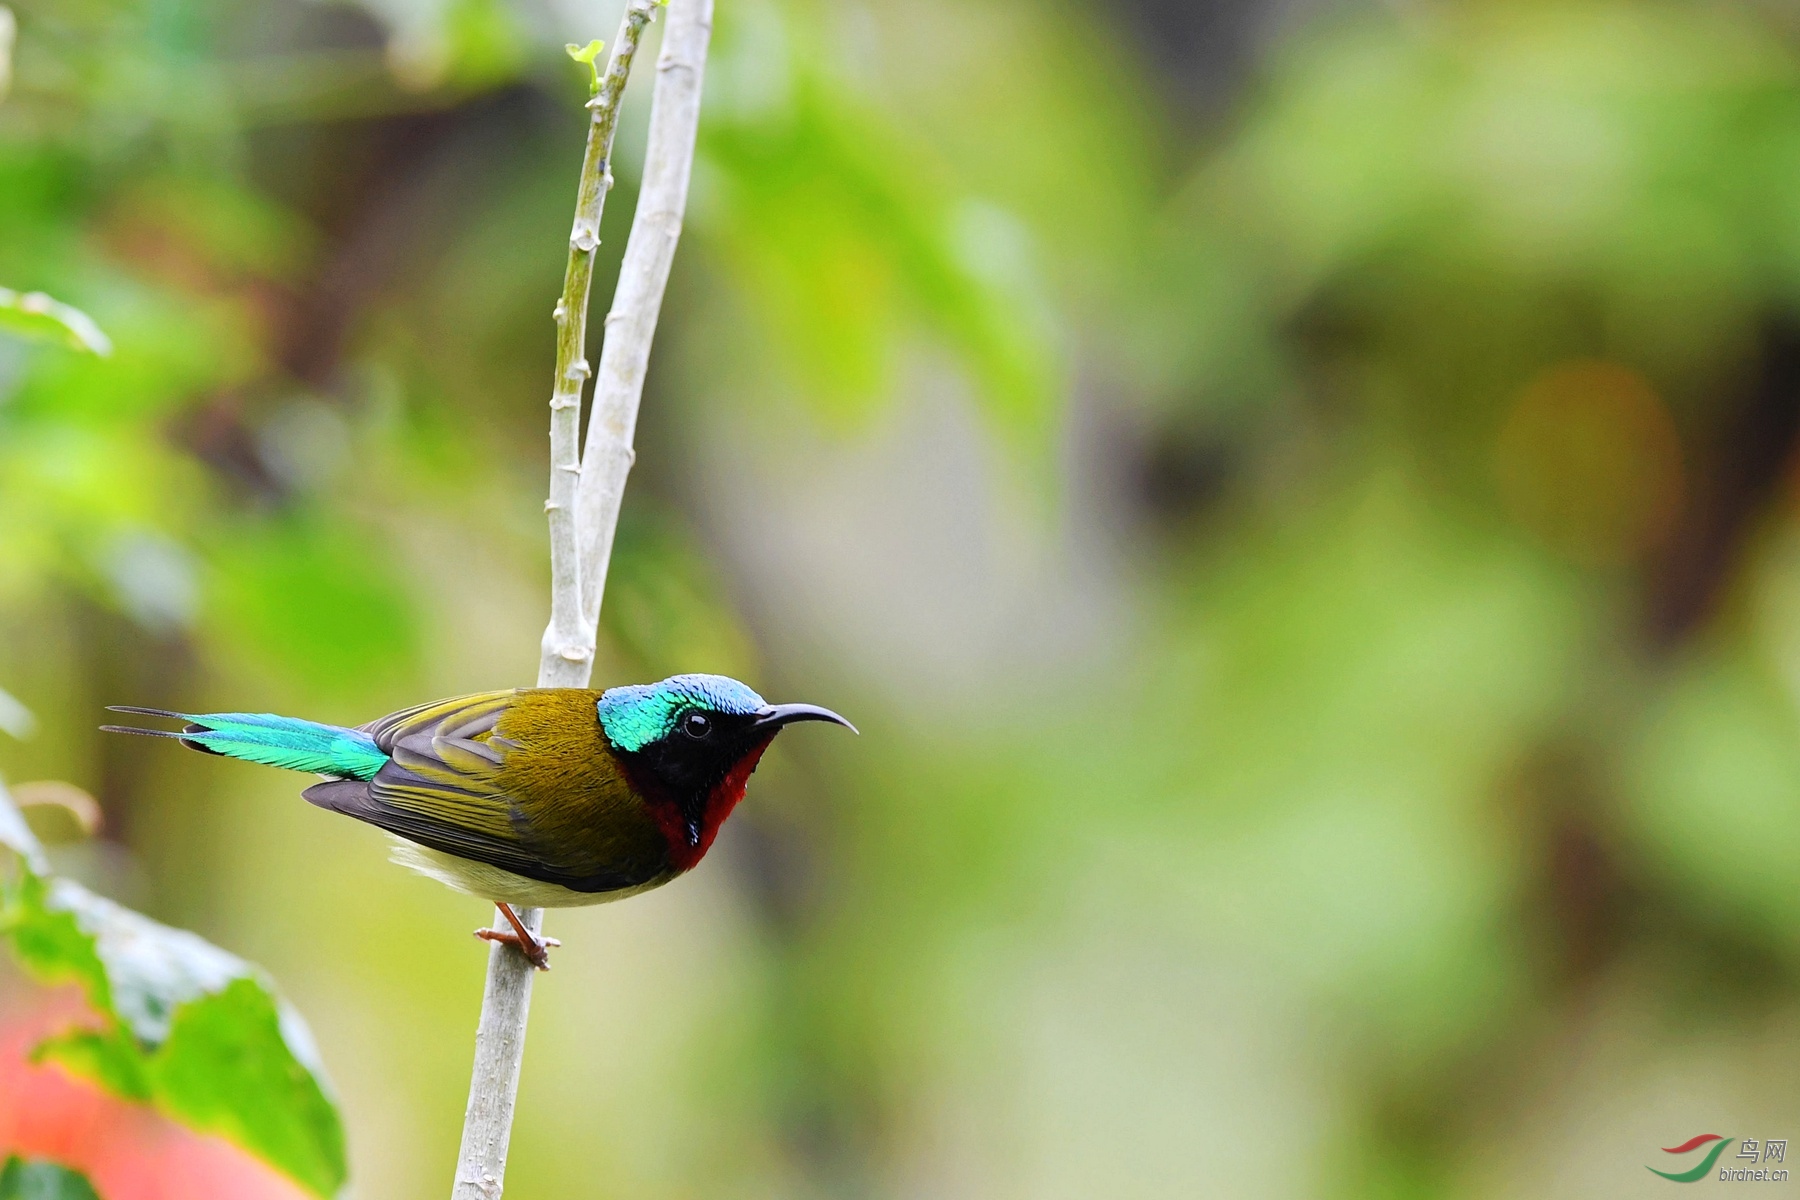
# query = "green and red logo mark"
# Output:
<box><xmin>1651</xmin><ymin>1135</ymin><xmax>1735</xmax><ymax>1182</ymax></box>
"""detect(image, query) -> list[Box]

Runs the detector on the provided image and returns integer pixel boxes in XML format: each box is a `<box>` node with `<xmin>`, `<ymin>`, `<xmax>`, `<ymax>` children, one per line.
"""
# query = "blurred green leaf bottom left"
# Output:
<box><xmin>0</xmin><ymin>794</ymin><xmax>346</xmax><ymax>1198</ymax></box>
<box><xmin>0</xmin><ymin>1156</ymin><xmax>101</xmax><ymax>1200</ymax></box>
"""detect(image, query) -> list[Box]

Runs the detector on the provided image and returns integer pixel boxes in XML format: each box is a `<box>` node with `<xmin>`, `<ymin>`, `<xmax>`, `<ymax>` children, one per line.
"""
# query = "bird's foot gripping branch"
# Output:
<box><xmin>475</xmin><ymin>905</ymin><xmax>561</xmax><ymax>970</ymax></box>
<box><xmin>0</xmin><ymin>778</ymin><xmax>347</xmax><ymax>1199</ymax></box>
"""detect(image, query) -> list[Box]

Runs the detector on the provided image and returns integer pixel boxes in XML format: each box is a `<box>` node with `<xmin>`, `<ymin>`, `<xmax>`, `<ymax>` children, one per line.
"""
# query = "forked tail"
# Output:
<box><xmin>102</xmin><ymin>707</ymin><xmax>390</xmax><ymax>780</ymax></box>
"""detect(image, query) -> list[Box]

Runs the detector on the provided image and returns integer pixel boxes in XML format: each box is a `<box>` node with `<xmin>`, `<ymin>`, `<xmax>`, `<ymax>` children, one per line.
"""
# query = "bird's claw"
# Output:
<box><xmin>475</xmin><ymin>926</ymin><xmax>562</xmax><ymax>970</ymax></box>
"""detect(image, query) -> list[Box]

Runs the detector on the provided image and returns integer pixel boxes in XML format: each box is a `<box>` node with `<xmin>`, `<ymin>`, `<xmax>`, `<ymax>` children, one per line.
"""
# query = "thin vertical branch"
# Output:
<box><xmin>576</xmin><ymin>0</ymin><xmax>714</xmax><ymax>628</ymax></box>
<box><xmin>540</xmin><ymin>0</ymin><xmax>661</xmax><ymax>692</ymax></box>
<box><xmin>451</xmin><ymin>5</ymin><xmax>660</xmax><ymax>1199</ymax></box>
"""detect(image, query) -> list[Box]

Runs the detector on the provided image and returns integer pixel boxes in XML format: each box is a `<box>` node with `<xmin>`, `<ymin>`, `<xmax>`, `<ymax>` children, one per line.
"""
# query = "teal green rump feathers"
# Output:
<box><xmin>103</xmin><ymin>706</ymin><xmax>391</xmax><ymax>779</ymax></box>
<box><xmin>102</xmin><ymin>674</ymin><xmax>854</xmax><ymax>912</ymax></box>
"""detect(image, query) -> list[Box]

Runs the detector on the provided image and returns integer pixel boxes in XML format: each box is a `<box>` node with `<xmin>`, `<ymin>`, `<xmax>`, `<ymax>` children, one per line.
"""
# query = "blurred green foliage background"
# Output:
<box><xmin>4</xmin><ymin>0</ymin><xmax>1800</xmax><ymax>1196</ymax></box>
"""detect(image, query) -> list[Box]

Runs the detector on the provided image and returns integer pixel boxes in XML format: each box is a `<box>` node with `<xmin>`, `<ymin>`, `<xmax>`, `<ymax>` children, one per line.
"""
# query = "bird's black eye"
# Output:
<box><xmin>680</xmin><ymin>711</ymin><xmax>712</xmax><ymax>739</ymax></box>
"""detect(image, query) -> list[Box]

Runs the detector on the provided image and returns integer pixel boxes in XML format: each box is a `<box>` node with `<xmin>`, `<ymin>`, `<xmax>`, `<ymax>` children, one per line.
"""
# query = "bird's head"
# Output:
<box><xmin>597</xmin><ymin>673</ymin><xmax>854</xmax><ymax>864</ymax></box>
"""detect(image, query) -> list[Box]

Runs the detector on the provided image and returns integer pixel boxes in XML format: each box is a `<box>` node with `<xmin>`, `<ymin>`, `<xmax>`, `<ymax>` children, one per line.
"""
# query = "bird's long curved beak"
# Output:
<box><xmin>753</xmin><ymin>703</ymin><xmax>857</xmax><ymax>735</ymax></box>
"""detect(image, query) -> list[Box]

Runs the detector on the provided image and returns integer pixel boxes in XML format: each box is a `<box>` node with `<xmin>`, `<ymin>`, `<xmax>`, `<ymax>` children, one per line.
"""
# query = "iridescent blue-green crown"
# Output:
<box><xmin>597</xmin><ymin>673</ymin><xmax>766</xmax><ymax>752</ymax></box>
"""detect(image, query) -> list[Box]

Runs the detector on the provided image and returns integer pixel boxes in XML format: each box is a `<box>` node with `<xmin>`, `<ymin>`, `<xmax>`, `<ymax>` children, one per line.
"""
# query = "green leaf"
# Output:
<box><xmin>32</xmin><ymin>1028</ymin><xmax>151</xmax><ymax>1102</ymax></box>
<box><xmin>0</xmin><ymin>1156</ymin><xmax>102</xmax><ymax>1200</ymax></box>
<box><xmin>0</xmin><ymin>874</ymin><xmax>108</xmax><ymax>1006</ymax></box>
<box><xmin>565</xmin><ymin>38</ymin><xmax>604</xmax><ymax>95</ymax></box>
<box><xmin>0</xmin><ymin>828</ymin><xmax>346</xmax><ymax>1196</ymax></box>
<box><xmin>150</xmin><ymin>978</ymin><xmax>342</xmax><ymax>1198</ymax></box>
<box><xmin>565</xmin><ymin>38</ymin><xmax>604</xmax><ymax>64</ymax></box>
<box><xmin>32</xmin><ymin>879</ymin><xmax>249</xmax><ymax>1045</ymax></box>
<box><xmin>0</xmin><ymin>288</ymin><xmax>111</xmax><ymax>356</ymax></box>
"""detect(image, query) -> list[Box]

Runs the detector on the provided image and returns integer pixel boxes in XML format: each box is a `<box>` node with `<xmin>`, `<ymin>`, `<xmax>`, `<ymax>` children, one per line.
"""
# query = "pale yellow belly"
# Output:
<box><xmin>388</xmin><ymin>839</ymin><xmax>676</xmax><ymax>908</ymax></box>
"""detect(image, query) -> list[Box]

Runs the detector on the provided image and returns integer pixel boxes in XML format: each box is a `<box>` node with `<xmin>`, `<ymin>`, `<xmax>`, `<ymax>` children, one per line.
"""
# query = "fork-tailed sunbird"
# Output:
<box><xmin>102</xmin><ymin>675</ymin><xmax>854</xmax><ymax>968</ymax></box>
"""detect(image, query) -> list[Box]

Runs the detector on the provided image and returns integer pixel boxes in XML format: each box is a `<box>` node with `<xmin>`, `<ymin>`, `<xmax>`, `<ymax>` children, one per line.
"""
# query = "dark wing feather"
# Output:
<box><xmin>301</xmin><ymin>775</ymin><xmax>567</xmax><ymax>883</ymax></box>
<box><xmin>306</xmin><ymin>690</ymin><xmax>648</xmax><ymax>893</ymax></box>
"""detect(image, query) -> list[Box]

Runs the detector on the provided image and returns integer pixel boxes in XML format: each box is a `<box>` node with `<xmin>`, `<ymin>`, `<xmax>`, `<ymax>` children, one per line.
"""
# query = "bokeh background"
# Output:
<box><xmin>3</xmin><ymin>0</ymin><xmax>1800</xmax><ymax>1196</ymax></box>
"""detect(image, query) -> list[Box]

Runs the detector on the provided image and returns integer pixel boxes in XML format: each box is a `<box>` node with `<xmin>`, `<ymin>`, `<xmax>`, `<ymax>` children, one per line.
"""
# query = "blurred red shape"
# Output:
<box><xmin>0</xmin><ymin>987</ymin><xmax>311</xmax><ymax>1200</ymax></box>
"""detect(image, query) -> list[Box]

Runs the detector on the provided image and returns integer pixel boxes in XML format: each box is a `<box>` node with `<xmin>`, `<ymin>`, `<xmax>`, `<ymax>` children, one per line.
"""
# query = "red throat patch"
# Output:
<box><xmin>654</xmin><ymin>735</ymin><xmax>775</xmax><ymax>872</ymax></box>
